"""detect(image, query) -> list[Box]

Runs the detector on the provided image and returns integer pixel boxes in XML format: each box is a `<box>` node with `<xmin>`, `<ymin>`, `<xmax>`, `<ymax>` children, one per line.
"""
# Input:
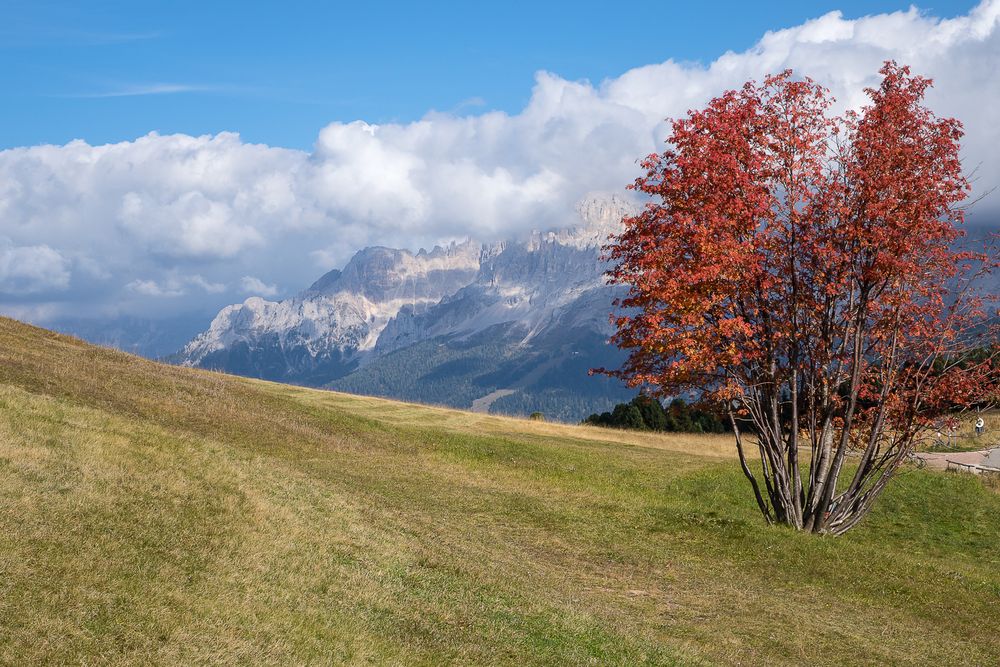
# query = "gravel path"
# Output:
<box><xmin>913</xmin><ymin>449</ymin><xmax>991</xmax><ymax>471</ymax></box>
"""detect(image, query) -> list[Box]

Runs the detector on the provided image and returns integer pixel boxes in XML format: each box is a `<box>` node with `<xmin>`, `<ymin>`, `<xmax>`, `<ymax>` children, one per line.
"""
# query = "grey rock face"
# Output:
<box><xmin>176</xmin><ymin>194</ymin><xmax>638</xmax><ymax>418</ymax></box>
<box><xmin>177</xmin><ymin>240</ymin><xmax>481</xmax><ymax>383</ymax></box>
<box><xmin>376</xmin><ymin>195</ymin><xmax>633</xmax><ymax>355</ymax></box>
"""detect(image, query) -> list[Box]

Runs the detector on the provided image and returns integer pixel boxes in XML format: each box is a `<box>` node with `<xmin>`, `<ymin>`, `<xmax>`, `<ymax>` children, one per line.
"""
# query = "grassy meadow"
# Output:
<box><xmin>1</xmin><ymin>316</ymin><xmax>999</xmax><ymax>665</ymax></box>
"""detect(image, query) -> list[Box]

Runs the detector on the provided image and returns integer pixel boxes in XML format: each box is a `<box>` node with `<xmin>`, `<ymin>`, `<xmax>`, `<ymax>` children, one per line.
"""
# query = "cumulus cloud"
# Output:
<box><xmin>118</xmin><ymin>190</ymin><xmax>264</xmax><ymax>259</ymax></box>
<box><xmin>240</xmin><ymin>276</ymin><xmax>279</xmax><ymax>297</ymax></box>
<box><xmin>126</xmin><ymin>274</ymin><xmax>226</xmax><ymax>298</ymax></box>
<box><xmin>126</xmin><ymin>279</ymin><xmax>185</xmax><ymax>298</ymax></box>
<box><xmin>1</xmin><ymin>1</ymin><xmax>999</xmax><ymax>324</ymax></box>
<box><xmin>0</xmin><ymin>239</ymin><xmax>70</xmax><ymax>295</ymax></box>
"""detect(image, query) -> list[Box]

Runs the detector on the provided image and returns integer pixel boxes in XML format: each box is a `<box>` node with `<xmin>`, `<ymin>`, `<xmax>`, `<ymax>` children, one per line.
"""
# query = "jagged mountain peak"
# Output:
<box><xmin>525</xmin><ymin>193</ymin><xmax>636</xmax><ymax>251</ymax></box>
<box><xmin>175</xmin><ymin>195</ymin><xmax>633</xmax><ymax>419</ymax></box>
<box><xmin>306</xmin><ymin>268</ymin><xmax>342</xmax><ymax>293</ymax></box>
<box><xmin>307</xmin><ymin>240</ymin><xmax>480</xmax><ymax>298</ymax></box>
<box><xmin>178</xmin><ymin>236</ymin><xmax>482</xmax><ymax>372</ymax></box>
<box><xmin>576</xmin><ymin>193</ymin><xmax>635</xmax><ymax>228</ymax></box>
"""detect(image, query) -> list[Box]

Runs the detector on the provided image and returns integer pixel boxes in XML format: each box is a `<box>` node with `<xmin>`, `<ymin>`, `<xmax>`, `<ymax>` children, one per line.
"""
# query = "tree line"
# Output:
<box><xmin>583</xmin><ymin>395</ymin><xmax>728</xmax><ymax>433</ymax></box>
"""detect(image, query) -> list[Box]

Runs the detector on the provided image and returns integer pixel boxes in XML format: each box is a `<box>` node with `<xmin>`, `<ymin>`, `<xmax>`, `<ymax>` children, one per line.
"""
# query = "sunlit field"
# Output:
<box><xmin>1</xmin><ymin>317</ymin><xmax>999</xmax><ymax>665</ymax></box>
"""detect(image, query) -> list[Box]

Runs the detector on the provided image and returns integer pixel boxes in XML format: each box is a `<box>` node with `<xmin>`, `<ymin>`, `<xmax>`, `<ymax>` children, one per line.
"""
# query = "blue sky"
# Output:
<box><xmin>1</xmin><ymin>0</ymin><xmax>997</xmax><ymax>328</ymax></box>
<box><xmin>0</xmin><ymin>0</ymin><xmax>978</xmax><ymax>150</ymax></box>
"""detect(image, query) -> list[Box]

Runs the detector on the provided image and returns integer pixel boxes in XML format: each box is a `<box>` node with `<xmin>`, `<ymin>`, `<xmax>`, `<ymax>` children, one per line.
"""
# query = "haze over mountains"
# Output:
<box><xmin>174</xmin><ymin>195</ymin><xmax>636</xmax><ymax>421</ymax></box>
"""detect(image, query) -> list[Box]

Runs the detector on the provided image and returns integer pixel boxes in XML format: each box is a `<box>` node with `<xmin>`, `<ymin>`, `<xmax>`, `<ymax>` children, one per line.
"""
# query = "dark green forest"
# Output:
<box><xmin>583</xmin><ymin>394</ymin><xmax>728</xmax><ymax>433</ymax></box>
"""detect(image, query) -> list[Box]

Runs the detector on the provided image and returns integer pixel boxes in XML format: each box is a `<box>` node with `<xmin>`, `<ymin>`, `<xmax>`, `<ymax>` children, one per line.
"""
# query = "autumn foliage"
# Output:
<box><xmin>601</xmin><ymin>63</ymin><xmax>999</xmax><ymax>534</ymax></box>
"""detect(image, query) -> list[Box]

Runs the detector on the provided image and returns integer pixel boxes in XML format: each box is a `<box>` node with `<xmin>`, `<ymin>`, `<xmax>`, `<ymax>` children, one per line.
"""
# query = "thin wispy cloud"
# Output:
<box><xmin>0</xmin><ymin>27</ymin><xmax>162</xmax><ymax>49</ymax></box>
<box><xmin>58</xmin><ymin>83</ymin><xmax>228</xmax><ymax>99</ymax></box>
<box><xmin>79</xmin><ymin>30</ymin><xmax>162</xmax><ymax>45</ymax></box>
<box><xmin>451</xmin><ymin>96</ymin><xmax>487</xmax><ymax>113</ymax></box>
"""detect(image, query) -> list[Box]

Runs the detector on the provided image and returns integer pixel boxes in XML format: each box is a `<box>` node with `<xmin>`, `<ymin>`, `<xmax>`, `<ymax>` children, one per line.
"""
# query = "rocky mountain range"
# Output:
<box><xmin>175</xmin><ymin>195</ymin><xmax>636</xmax><ymax>421</ymax></box>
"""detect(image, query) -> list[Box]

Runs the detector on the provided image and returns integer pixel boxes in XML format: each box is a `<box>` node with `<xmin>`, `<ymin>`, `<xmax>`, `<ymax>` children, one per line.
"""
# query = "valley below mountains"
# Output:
<box><xmin>175</xmin><ymin>195</ymin><xmax>636</xmax><ymax>421</ymax></box>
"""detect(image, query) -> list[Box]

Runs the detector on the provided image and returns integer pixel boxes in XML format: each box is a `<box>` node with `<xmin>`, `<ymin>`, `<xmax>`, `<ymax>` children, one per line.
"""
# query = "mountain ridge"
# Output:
<box><xmin>176</xmin><ymin>194</ymin><xmax>637</xmax><ymax>420</ymax></box>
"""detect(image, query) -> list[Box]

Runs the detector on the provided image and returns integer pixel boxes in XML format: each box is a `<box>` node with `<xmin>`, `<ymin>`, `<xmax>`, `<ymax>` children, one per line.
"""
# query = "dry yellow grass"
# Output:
<box><xmin>1</xmin><ymin>316</ymin><xmax>999</xmax><ymax>666</ymax></box>
<box><xmin>275</xmin><ymin>383</ymin><xmax>738</xmax><ymax>458</ymax></box>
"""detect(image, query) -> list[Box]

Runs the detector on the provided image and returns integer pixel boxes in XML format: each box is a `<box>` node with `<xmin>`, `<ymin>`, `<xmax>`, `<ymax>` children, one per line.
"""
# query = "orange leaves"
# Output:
<box><xmin>600</xmin><ymin>62</ymin><xmax>997</xmax><ymax>423</ymax></box>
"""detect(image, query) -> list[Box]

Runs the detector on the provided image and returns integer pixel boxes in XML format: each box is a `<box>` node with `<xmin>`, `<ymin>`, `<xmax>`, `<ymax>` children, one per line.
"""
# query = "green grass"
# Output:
<box><xmin>0</xmin><ymin>316</ymin><xmax>999</xmax><ymax>665</ymax></box>
<box><xmin>923</xmin><ymin>410</ymin><xmax>1000</xmax><ymax>452</ymax></box>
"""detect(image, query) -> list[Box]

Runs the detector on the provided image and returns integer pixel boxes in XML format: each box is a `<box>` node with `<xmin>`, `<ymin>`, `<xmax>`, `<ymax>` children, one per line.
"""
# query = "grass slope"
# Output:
<box><xmin>1</xmin><ymin>316</ymin><xmax>998</xmax><ymax>665</ymax></box>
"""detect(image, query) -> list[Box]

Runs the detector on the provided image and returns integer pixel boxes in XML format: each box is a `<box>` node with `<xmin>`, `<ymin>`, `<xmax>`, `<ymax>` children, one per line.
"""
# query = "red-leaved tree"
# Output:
<box><xmin>601</xmin><ymin>63</ymin><xmax>999</xmax><ymax>534</ymax></box>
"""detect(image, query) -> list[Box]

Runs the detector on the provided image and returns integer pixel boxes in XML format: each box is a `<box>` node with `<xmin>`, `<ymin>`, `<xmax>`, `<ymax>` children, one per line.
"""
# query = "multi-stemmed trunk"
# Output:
<box><xmin>726</xmin><ymin>353</ymin><xmax>919</xmax><ymax>535</ymax></box>
<box><xmin>730</xmin><ymin>411</ymin><xmax>908</xmax><ymax>535</ymax></box>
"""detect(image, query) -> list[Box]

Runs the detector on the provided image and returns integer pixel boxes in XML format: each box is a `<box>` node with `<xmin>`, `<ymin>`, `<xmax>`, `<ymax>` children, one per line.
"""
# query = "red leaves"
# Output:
<box><xmin>607</xmin><ymin>78</ymin><xmax>998</xmax><ymax>534</ymax></box>
<box><xmin>603</xmin><ymin>61</ymin><xmax>998</xmax><ymax>424</ymax></box>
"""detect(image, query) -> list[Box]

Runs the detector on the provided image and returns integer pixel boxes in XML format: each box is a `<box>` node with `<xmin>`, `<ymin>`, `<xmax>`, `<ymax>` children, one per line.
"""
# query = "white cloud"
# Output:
<box><xmin>0</xmin><ymin>239</ymin><xmax>70</xmax><ymax>295</ymax></box>
<box><xmin>118</xmin><ymin>189</ymin><xmax>263</xmax><ymax>259</ymax></box>
<box><xmin>188</xmin><ymin>275</ymin><xmax>227</xmax><ymax>294</ymax></box>
<box><xmin>1</xmin><ymin>1</ymin><xmax>999</xmax><ymax>323</ymax></box>
<box><xmin>126</xmin><ymin>279</ymin><xmax>184</xmax><ymax>298</ymax></box>
<box><xmin>126</xmin><ymin>275</ymin><xmax>226</xmax><ymax>298</ymax></box>
<box><xmin>240</xmin><ymin>276</ymin><xmax>278</xmax><ymax>297</ymax></box>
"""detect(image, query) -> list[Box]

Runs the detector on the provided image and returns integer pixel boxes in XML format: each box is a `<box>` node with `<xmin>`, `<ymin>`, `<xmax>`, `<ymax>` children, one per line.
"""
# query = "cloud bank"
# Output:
<box><xmin>2</xmin><ymin>1</ymin><xmax>999</xmax><ymax>323</ymax></box>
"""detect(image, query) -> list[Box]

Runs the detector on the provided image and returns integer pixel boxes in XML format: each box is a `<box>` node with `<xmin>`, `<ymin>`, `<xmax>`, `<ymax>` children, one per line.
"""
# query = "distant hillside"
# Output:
<box><xmin>329</xmin><ymin>321</ymin><xmax>632</xmax><ymax>423</ymax></box>
<box><xmin>2</xmin><ymin>316</ymin><xmax>1000</xmax><ymax>665</ymax></box>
